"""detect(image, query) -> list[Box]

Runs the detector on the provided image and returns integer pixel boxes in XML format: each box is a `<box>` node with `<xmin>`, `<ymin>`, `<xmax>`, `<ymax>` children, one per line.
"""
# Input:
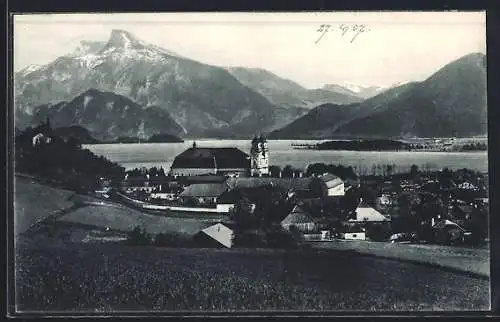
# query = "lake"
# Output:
<box><xmin>83</xmin><ymin>139</ymin><xmax>489</xmax><ymax>174</ymax></box>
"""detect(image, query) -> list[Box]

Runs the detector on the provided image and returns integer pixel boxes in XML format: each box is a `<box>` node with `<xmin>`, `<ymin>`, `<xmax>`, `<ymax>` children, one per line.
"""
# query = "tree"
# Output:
<box><xmin>360</xmin><ymin>185</ymin><xmax>377</xmax><ymax>206</ymax></box>
<box><xmin>366</xmin><ymin>222</ymin><xmax>392</xmax><ymax>241</ymax></box>
<box><xmin>306</xmin><ymin>163</ymin><xmax>329</xmax><ymax>177</ymax></box>
<box><xmin>282</xmin><ymin>165</ymin><xmax>294</xmax><ymax>178</ymax></box>
<box><xmin>410</xmin><ymin>164</ymin><xmax>419</xmax><ymax>178</ymax></box>
<box><xmin>439</xmin><ymin>167</ymin><xmax>454</xmax><ymax>188</ymax></box>
<box><xmin>386</xmin><ymin>164</ymin><xmax>394</xmax><ymax>177</ymax></box>
<box><xmin>269</xmin><ymin>165</ymin><xmax>281</xmax><ymax>177</ymax></box>
<box><xmin>231</xmin><ymin>197</ymin><xmax>259</xmax><ymax>230</ymax></box>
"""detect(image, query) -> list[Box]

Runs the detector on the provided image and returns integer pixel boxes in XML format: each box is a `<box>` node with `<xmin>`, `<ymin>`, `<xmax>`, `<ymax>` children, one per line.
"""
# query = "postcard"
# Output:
<box><xmin>11</xmin><ymin>11</ymin><xmax>489</xmax><ymax>315</ymax></box>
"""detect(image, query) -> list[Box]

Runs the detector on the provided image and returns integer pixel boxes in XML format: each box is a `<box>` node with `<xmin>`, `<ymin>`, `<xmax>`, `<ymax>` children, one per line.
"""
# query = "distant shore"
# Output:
<box><xmin>292</xmin><ymin>138</ymin><xmax>487</xmax><ymax>152</ymax></box>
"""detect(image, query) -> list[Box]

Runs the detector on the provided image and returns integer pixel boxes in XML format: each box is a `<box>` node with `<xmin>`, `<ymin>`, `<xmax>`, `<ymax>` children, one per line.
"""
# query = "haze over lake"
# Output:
<box><xmin>84</xmin><ymin>140</ymin><xmax>488</xmax><ymax>174</ymax></box>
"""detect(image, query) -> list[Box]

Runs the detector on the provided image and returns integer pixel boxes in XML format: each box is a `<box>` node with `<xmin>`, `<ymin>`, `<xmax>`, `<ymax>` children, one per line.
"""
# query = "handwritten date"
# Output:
<box><xmin>315</xmin><ymin>24</ymin><xmax>369</xmax><ymax>44</ymax></box>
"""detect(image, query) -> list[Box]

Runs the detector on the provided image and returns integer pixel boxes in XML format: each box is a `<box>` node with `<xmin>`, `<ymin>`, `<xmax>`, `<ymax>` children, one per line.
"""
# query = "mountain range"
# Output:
<box><xmin>226</xmin><ymin>67</ymin><xmax>363</xmax><ymax>109</ymax></box>
<box><xmin>270</xmin><ymin>53</ymin><xmax>487</xmax><ymax>139</ymax></box>
<box><xmin>15</xmin><ymin>29</ymin><xmax>487</xmax><ymax>140</ymax></box>
<box><xmin>15</xmin><ymin>29</ymin><xmax>353</xmax><ymax>139</ymax></box>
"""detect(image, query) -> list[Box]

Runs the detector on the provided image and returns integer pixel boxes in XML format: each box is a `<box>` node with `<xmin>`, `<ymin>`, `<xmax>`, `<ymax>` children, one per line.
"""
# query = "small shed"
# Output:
<box><xmin>192</xmin><ymin>223</ymin><xmax>234</xmax><ymax>248</ymax></box>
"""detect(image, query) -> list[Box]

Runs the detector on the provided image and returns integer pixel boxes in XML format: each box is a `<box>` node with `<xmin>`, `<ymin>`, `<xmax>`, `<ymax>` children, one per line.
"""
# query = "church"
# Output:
<box><xmin>169</xmin><ymin>137</ymin><xmax>270</xmax><ymax>177</ymax></box>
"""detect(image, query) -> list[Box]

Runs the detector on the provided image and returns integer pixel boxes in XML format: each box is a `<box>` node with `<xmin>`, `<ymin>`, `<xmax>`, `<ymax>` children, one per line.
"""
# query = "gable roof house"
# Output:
<box><xmin>349</xmin><ymin>199</ymin><xmax>390</xmax><ymax>223</ymax></box>
<box><xmin>179</xmin><ymin>182</ymin><xmax>229</xmax><ymax>206</ymax></box>
<box><xmin>281</xmin><ymin>205</ymin><xmax>318</xmax><ymax>233</ymax></box>
<box><xmin>170</xmin><ymin>147</ymin><xmax>250</xmax><ymax>177</ymax></box>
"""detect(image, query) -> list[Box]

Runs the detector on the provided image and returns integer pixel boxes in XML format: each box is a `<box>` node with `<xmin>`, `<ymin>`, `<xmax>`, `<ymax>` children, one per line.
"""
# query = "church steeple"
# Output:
<box><xmin>250</xmin><ymin>135</ymin><xmax>269</xmax><ymax>176</ymax></box>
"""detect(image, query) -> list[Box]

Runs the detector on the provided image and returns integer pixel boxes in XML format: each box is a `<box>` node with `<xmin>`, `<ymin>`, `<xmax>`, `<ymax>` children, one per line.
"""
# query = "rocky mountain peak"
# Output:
<box><xmin>106</xmin><ymin>29</ymin><xmax>141</xmax><ymax>49</ymax></box>
<box><xmin>72</xmin><ymin>40</ymin><xmax>106</xmax><ymax>56</ymax></box>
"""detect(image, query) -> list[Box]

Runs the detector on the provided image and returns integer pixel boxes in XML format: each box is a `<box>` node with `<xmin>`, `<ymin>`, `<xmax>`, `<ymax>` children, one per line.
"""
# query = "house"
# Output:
<box><xmin>342</xmin><ymin>199</ymin><xmax>390</xmax><ymax>239</ymax></box>
<box><xmin>149</xmin><ymin>192</ymin><xmax>178</xmax><ymax>202</ymax></box>
<box><xmin>341</xmin><ymin>232</ymin><xmax>366</xmax><ymax>240</ymax></box>
<box><xmin>377</xmin><ymin>194</ymin><xmax>392</xmax><ymax>207</ymax></box>
<box><xmin>432</xmin><ymin>219</ymin><xmax>470</xmax><ymax>245</ymax></box>
<box><xmin>95</xmin><ymin>177</ymin><xmax>112</xmax><ymax>194</ymax></box>
<box><xmin>192</xmin><ymin>223</ymin><xmax>234</xmax><ymax>248</ymax></box>
<box><xmin>170</xmin><ymin>146</ymin><xmax>250</xmax><ymax>177</ymax></box>
<box><xmin>149</xmin><ymin>175</ymin><xmax>182</xmax><ymax>192</ymax></box>
<box><xmin>123</xmin><ymin>176</ymin><xmax>154</xmax><ymax>193</ymax></box>
<box><xmin>350</xmin><ymin>200</ymin><xmax>390</xmax><ymax>223</ymax></box>
<box><xmin>216</xmin><ymin>188</ymin><xmax>259</xmax><ymax>214</ymax></box>
<box><xmin>178</xmin><ymin>182</ymin><xmax>229</xmax><ymax>206</ymax></box>
<box><xmin>457</xmin><ymin>181</ymin><xmax>478</xmax><ymax>191</ymax></box>
<box><xmin>32</xmin><ymin>132</ymin><xmax>52</xmax><ymax>147</ymax></box>
<box><xmin>318</xmin><ymin>173</ymin><xmax>345</xmax><ymax>196</ymax></box>
<box><xmin>281</xmin><ymin>205</ymin><xmax>318</xmax><ymax>234</ymax></box>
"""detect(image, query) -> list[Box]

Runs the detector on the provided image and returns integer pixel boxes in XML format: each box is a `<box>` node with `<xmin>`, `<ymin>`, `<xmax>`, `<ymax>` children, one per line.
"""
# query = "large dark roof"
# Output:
<box><xmin>171</xmin><ymin>147</ymin><xmax>250</xmax><ymax>169</ymax></box>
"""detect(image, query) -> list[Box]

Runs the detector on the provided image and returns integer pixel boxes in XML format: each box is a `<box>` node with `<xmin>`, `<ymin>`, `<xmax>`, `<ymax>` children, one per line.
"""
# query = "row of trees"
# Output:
<box><xmin>455</xmin><ymin>142</ymin><xmax>487</xmax><ymax>151</ymax></box>
<box><xmin>268</xmin><ymin>165</ymin><xmax>303</xmax><ymax>178</ymax></box>
<box><xmin>305</xmin><ymin>163</ymin><xmax>358</xmax><ymax>180</ymax></box>
<box><xmin>126</xmin><ymin>166</ymin><xmax>167</xmax><ymax>178</ymax></box>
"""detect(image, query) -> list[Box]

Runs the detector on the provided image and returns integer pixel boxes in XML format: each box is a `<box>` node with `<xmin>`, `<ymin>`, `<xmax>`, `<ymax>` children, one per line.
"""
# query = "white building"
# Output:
<box><xmin>318</xmin><ymin>173</ymin><xmax>345</xmax><ymax>196</ymax></box>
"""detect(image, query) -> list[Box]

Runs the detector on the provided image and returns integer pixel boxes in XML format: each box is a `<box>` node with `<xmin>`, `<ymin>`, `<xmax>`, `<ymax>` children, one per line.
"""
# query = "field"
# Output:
<box><xmin>14</xmin><ymin>175</ymin><xmax>215</xmax><ymax>239</ymax></box>
<box><xmin>14</xmin><ymin>176</ymin><xmax>75</xmax><ymax>235</ymax></box>
<box><xmin>15</xmin><ymin>241</ymin><xmax>489</xmax><ymax>312</ymax></box>
<box><xmin>314</xmin><ymin>241</ymin><xmax>490</xmax><ymax>277</ymax></box>
<box><xmin>61</xmin><ymin>204</ymin><xmax>211</xmax><ymax>236</ymax></box>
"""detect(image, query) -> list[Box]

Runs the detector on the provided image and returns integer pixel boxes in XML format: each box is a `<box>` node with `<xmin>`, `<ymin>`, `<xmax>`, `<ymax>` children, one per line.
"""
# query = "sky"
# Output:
<box><xmin>13</xmin><ymin>12</ymin><xmax>486</xmax><ymax>89</ymax></box>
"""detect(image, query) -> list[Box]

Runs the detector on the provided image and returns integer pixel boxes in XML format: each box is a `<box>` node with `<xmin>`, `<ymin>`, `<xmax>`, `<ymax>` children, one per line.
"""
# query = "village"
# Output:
<box><xmin>95</xmin><ymin>136</ymin><xmax>489</xmax><ymax>249</ymax></box>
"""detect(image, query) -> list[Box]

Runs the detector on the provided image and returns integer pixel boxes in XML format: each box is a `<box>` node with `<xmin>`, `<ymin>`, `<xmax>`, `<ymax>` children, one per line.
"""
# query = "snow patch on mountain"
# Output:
<box><xmin>341</xmin><ymin>81</ymin><xmax>376</xmax><ymax>94</ymax></box>
<box><xmin>18</xmin><ymin>64</ymin><xmax>42</xmax><ymax>77</ymax></box>
<box><xmin>77</xmin><ymin>54</ymin><xmax>104</xmax><ymax>69</ymax></box>
<box><xmin>83</xmin><ymin>95</ymin><xmax>93</xmax><ymax>111</ymax></box>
